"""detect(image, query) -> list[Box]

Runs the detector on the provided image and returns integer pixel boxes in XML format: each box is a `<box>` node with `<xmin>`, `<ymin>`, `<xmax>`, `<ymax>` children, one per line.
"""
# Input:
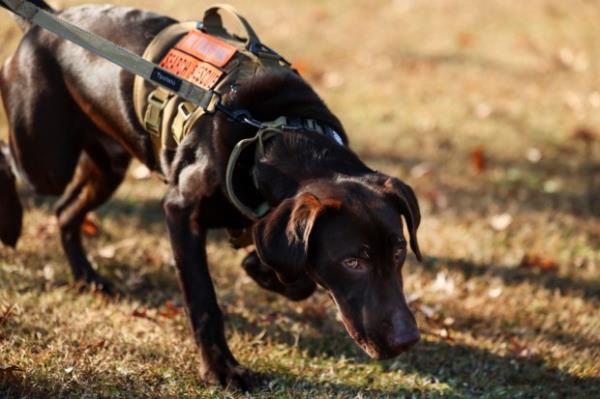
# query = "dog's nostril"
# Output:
<box><xmin>398</xmin><ymin>330</ymin><xmax>420</xmax><ymax>348</ymax></box>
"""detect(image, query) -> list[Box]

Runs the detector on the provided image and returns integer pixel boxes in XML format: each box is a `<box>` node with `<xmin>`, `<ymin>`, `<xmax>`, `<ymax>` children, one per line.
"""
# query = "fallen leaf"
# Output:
<box><xmin>0</xmin><ymin>304</ymin><xmax>14</xmax><ymax>326</ymax></box>
<box><xmin>564</xmin><ymin>91</ymin><xmax>584</xmax><ymax>115</ymax></box>
<box><xmin>158</xmin><ymin>301</ymin><xmax>183</xmax><ymax>319</ymax></box>
<box><xmin>419</xmin><ymin>304</ymin><xmax>437</xmax><ymax>319</ymax></box>
<box><xmin>470</xmin><ymin>146</ymin><xmax>487</xmax><ymax>173</ymax></box>
<box><xmin>558</xmin><ymin>144</ymin><xmax>577</xmax><ymax>155</ymax></box>
<box><xmin>0</xmin><ymin>365</ymin><xmax>24</xmax><ymax>383</ymax></box>
<box><xmin>525</xmin><ymin>147</ymin><xmax>542</xmax><ymax>163</ymax></box>
<box><xmin>519</xmin><ymin>254</ymin><xmax>558</xmax><ymax>272</ymax></box>
<box><xmin>431</xmin><ymin>271</ymin><xmax>455</xmax><ymax>294</ymax></box>
<box><xmin>81</xmin><ymin>216</ymin><xmax>99</xmax><ymax>237</ymax></box>
<box><xmin>98</xmin><ymin>245</ymin><xmax>116</xmax><ymax>259</ymax></box>
<box><xmin>131</xmin><ymin>164</ymin><xmax>151</xmax><ymax>180</ymax></box>
<box><xmin>439</xmin><ymin>327</ymin><xmax>453</xmax><ymax>340</ymax></box>
<box><xmin>321</xmin><ymin>71</ymin><xmax>345</xmax><ymax>89</ymax></box>
<box><xmin>509</xmin><ymin>337</ymin><xmax>532</xmax><ymax>358</ymax></box>
<box><xmin>573</xmin><ymin>127</ymin><xmax>597</xmax><ymax>142</ymax></box>
<box><xmin>474</xmin><ymin>102</ymin><xmax>493</xmax><ymax>119</ymax></box>
<box><xmin>98</xmin><ymin>238</ymin><xmax>137</xmax><ymax>259</ymax></box>
<box><xmin>456</xmin><ymin>32</ymin><xmax>474</xmax><ymax>48</ymax></box>
<box><xmin>556</xmin><ymin>47</ymin><xmax>589</xmax><ymax>71</ymax></box>
<box><xmin>424</xmin><ymin>189</ymin><xmax>449</xmax><ymax>210</ymax></box>
<box><xmin>36</xmin><ymin>218</ymin><xmax>57</xmax><ymax>239</ymax></box>
<box><xmin>421</xmin><ymin>327</ymin><xmax>453</xmax><ymax>341</ymax></box>
<box><xmin>42</xmin><ymin>264</ymin><xmax>55</xmax><ymax>281</ymax></box>
<box><xmin>543</xmin><ymin>178</ymin><xmax>562</xmax><ymax>193</ymax></box>
<box><xmin>410</xmin><ymin>163</ymin><xmax>432</xmax><ymax>179</ymax></box>
<box><xmin>250</xmin><ymin>329</ymin><xmax>268</xmax><ymax>346</ymax></box>
<box><xmin>405</xmin><ymin>292</ymin><xmax>421</xmax><ymax>304</ymax></box>
<box><xmin>490</xmin><ymin>213</ymin><xmax>513</xmax><ymax>231</ymax></box>
<box><xmin>132</xmin><ymin>308</ymin><xmax>157</xmax><ymax>323</ymax></box>
<box><xmin>488</xmin><ymin>287</ymin><xmax>503</xmax><ymax>298</ymax></box>
<box><xmin>83</xmin><ymin>339</ymin><xmax>107</xmax><ymax>352</ymax></box>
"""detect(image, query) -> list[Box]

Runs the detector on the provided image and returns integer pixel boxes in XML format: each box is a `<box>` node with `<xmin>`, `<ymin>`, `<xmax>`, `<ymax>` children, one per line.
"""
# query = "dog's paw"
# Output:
<box><xmin>74</xmin><ymin>273</ymin><xmax>116</xmax><ymax>296</ymax></box>
<box><xmin>203</xmin><ymin>365</ymin><xmax>253</xmax><ymax>392</ymax></box>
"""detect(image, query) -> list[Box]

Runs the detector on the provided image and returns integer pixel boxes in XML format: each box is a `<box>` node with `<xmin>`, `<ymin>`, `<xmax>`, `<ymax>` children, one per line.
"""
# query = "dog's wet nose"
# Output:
<box><xmin>389</xmin><ymin>328</ymin><xmax>420</xmax><ymax>353</ymax></box>
<box><xmin>378</xmin><ymin>314</ymin><xmax>420</xmax><ymax>358</ymax></box>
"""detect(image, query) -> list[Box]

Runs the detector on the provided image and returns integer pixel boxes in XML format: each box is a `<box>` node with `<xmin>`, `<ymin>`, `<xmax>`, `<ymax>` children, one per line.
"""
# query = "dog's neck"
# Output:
<box><xmin>253</xmin><ymin>132</ymin><xmax>372</xmax><ymax>206</ymax></box>
<box><xmin>220</xmin><ymin>69</ymin><xmax>372</xmax><ymax>210</ymax></box>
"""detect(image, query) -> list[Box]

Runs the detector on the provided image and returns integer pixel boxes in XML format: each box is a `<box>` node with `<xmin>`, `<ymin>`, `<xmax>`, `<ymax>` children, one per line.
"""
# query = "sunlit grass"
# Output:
<box><xmin>1</xmin><ymin>0</ymin><xmax>599</xmax><ymax>397</ymax></box>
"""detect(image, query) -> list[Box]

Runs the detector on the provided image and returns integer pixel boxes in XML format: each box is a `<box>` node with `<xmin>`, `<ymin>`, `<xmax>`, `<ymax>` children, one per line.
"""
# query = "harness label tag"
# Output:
<box><xmin>176</xmin><ymin>30</ymin><xmax>237</xmax><ymax>68</ymax></box>
<box><xmin>150</xmin><ymin>68</ymin><xmax>182</xmax><ymax>92</ymax></box>
<box><xmin>159</xmin><ymin>49</ymin><xmax>223</xmax><ymax>90</ymax></box>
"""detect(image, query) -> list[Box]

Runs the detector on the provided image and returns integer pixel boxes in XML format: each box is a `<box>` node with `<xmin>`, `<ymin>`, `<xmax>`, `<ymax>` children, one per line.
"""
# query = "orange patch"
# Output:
<box><xmin>187</xmin><ymin>62</ymin><xmax>223</xmax><ymax>89</ymax></box>
<box><xmin>175</xmin><ymin>30</ymin><xmax>237</xmax><ymax>68</ymax></box>
<box><xmin>159</xmin><ymin>49</ymin><xmax>223</xmax><ymax>90</ymax></box>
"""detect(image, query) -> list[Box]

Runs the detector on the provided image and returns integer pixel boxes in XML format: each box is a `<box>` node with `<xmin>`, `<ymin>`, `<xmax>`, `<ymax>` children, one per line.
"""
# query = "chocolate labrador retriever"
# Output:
<box><xmin>0</xmin><ymin>1</ymin><xmax>422</xmax><ymax>390</ymax></box>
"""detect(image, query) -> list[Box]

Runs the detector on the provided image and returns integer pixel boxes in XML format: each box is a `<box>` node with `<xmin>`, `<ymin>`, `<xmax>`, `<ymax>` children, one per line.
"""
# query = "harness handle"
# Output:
<box><xmin>202</xmin><ymin>4</ymin><xmax>261</xmax><ymax>50</ymax></box>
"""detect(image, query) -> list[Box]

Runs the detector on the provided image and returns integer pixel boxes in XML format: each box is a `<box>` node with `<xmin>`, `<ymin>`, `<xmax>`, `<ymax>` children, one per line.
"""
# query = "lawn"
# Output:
<box><xmin>1</xmin><ymin>0</ymin><xmax>599</xmax><ymax>397</ymax></box>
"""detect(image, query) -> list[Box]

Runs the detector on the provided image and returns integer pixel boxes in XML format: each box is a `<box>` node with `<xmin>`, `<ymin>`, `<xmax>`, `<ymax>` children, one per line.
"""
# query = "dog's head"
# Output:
<box><xmin>253</xmin><ymin>173</ymin><xmax>421</xmax><ymax>359</ymax></box>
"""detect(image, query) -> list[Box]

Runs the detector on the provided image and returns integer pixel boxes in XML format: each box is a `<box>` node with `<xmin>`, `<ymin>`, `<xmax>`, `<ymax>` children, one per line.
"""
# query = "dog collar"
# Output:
<box><xmin>225</xmin><ymin>116</ymin><xmax>344</xmax><ymax>220</ymax></box>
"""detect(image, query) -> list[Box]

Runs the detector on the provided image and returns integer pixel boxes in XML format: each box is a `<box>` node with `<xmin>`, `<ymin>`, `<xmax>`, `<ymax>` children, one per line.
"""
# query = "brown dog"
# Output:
<box><xmin>0</xmin><ymin>1</ymin><xmax>422</xmax><ymax>390</ymax></box>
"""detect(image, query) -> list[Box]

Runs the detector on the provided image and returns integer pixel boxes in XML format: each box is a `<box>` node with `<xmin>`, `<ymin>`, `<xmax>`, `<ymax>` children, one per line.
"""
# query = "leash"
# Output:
<box><xmin>0</xmin><ymin>0</ymin><xmax>259</xmax><ymax>128</ymax></box>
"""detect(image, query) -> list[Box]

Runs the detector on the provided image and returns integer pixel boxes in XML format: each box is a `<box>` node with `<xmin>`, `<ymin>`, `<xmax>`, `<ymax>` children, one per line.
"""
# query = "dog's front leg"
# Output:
<box><xmin>163</xmin><ymin>189</ymin><xmax>249</xmax><ymax>391</ymax></box>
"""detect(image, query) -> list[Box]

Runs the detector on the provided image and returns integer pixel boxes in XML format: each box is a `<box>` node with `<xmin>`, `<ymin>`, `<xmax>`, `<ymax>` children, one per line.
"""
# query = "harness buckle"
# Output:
<box><xmin>171</xmin><ymin>102</ymin><xmax>196</xmax><ymax>144</ymax></box>
<box><xmin>214</xmin><ymin>100</ymin><xmax>263</xmax><ymax>129</ymax></box>
<box><xmin>144</xmin><ymin>89</ymin><xmax>171</xmax><ymax>136</ymax></box>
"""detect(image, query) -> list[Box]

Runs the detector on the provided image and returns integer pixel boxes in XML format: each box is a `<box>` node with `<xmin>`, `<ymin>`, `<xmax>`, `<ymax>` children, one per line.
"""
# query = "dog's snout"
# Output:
<box><xmin>388</xmin><ymin>328</ymin><xmax>420</xmax><ymax>352</ymax></box>
<box><xmin>374</xmin><ymin>312</ymin><xmax>420</xmax><ymax>358</ymax></box>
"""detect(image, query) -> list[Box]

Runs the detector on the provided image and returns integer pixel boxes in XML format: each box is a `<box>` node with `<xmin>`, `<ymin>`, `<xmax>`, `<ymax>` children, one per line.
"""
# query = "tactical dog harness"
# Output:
<box><xmin>1</xmin><ymin>1</ymin><xmax>345</xmax><ymax>222</ymax></box>
<box><xmin>133</xmin><ymin>5</ymin><xmax>344</xmax><ymax>220</ymax></box>
<box><xmin>132</xmin><ymin>5</ymin><xmax>294</xmax><ymax>162</ymax></box>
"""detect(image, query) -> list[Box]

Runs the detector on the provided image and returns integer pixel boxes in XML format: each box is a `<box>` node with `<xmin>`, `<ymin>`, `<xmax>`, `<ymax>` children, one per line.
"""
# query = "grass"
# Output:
<box><xmin>1</xmin><ymin>0</ymin><xmax>599</xmax><ymax>397</ymax></box>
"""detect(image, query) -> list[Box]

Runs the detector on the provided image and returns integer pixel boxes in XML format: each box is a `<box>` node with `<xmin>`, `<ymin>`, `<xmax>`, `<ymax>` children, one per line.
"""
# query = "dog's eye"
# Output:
<box><xmin>394</xmin><ymin>246</ymin><xmax>406</xmax><ymax>264</ymax></box>
<box><xmin>342</xmin><ymin>257</ymin><xmax>362</xmax><ymax>270</ymax></box>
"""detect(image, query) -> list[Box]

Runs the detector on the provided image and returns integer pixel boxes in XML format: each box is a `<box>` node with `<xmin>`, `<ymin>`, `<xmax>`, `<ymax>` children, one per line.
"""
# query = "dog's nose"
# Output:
<box><xmin>379</xmin><ymin>316</ymin><xmax>420</xmax><ymax>358</ymax></box>
<box><xmin>389</xmin><ymin>329</ymin><xmax>420</xmax><ymax>352</ymax></box>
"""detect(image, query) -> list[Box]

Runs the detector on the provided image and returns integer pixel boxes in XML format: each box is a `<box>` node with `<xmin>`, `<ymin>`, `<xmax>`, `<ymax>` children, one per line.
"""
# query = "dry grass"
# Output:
<box><xmin>1</xmin><ymin>0</ymin><xmax>599</xmax><ymax>397</ymax></box>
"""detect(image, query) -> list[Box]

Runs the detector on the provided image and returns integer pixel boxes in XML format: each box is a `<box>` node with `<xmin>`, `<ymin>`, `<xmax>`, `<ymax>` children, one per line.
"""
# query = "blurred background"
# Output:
<box><xmin>0</xmin><ymin>1</ymin><xmax>598</xmax><ymax>397</ymax></box>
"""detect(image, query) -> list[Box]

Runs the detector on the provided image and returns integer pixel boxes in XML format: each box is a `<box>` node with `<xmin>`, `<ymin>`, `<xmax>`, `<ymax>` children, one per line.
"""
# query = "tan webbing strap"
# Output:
<box><xmin>171</xmin><ymin>102</ymin><xmax>197</xmax><ymax>144</ymax></box>
<box><xmin>202</xmin><ymin>4</ymin><xmax>261</xmax><ymax>49</ymax></box>
<box><xmin>144</xmin><ymin>88</ymin><xmax>171</xmax><ymax>133</ymax></box>
<box><xmin>133</xmin><ymin>22</ymin><xmax>198</xmax><ymax>129</ymax></box>
<box><xmin>225</xmin><ymin>124</ymin><xmax>286</xmax><ymax>220</ymax></box>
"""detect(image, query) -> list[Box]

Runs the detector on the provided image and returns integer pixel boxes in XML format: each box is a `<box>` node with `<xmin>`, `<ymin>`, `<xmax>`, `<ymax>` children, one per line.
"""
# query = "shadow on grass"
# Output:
<box><xmin>21</xmin><ymin>192</ymin><xmax>165</xmax><ymax>229</ymax></box>
<box><xmin>424</xmin><ymin>256</ymin><xmax>600</xmax><ymax>301</ymax></box>
<box><xmin>0</xmin><ymin>364</ymin><xmax>418</xmax><ymax>398</ymax></box>
<box><xmin>224</xmin><ymin>309</ymin><xmax>599</xmax><ymax>397</ymax></box>
<box><xmin>395</xmin><ymin>51</ymin><xmax>546</xmax><ymax>79</ymax></box>
<box><xmin>2</xmin><ymin>300</ymin><xmax>598</xmax><ymax>398</ymax></box>
<box><xmin>395</xmin><ymin>339</ymin><xmax>600</xmax><ymax>397</ymax></box>
<box><xmin>361</xmin><ymin>144</ymin><xmax>600</xmax><ymax>217</ymax></box>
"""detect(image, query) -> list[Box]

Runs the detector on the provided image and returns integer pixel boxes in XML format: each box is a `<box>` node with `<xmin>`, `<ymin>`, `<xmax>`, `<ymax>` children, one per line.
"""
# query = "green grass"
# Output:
<box><xmin>1</xmin><ymin>0</ymin><xmax>599</xmax><ymax>397</ymax></box>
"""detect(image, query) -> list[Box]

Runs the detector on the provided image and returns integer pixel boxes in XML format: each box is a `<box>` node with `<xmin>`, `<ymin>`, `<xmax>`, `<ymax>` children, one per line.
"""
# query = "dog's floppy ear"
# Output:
<box><xmin>253</xmin><ymin>192</ymin><xmax>339</xmax><ymax>284</ymax></box>
<box><xmin>382</xmin><ymin>177</ymin><xmax>423</xmax><ymax>262</ymax></box>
